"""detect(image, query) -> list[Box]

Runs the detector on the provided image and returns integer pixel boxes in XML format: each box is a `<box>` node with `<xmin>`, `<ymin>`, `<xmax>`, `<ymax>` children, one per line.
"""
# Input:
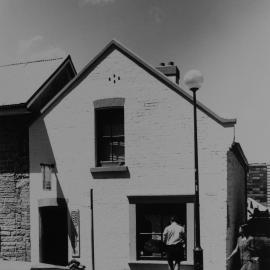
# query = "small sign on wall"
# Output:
<box><xmin>40</xmin><ymin>164</ymin><xmax>54</xmax><ymax>191</ymax></box>
<box><xmin>71</xmin><ymin>209</ymin><xmax>80</xmax><ymax>257</ymax></box>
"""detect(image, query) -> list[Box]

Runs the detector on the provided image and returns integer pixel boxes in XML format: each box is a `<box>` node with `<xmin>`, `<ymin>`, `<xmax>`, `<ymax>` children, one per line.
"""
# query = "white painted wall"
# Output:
<box><xmin>29</xmin><ymin>49</ymin><xmax>236</xmax><ymax>270</ymax></box>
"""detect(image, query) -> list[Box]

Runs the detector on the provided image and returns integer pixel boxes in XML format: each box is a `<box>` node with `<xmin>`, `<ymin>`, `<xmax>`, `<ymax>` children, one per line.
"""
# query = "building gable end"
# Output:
<box><xmin>40</xmin><ymin>40</ymin><xmax>236</xmax><ymax>128</ymax></box>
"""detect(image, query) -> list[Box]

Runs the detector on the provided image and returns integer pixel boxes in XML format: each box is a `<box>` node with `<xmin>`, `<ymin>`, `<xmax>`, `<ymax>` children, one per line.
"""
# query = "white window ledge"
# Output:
<box><xmin>90</xmin><ymin>166</ymin><xmax>130</xmax><ymax>179</ymax></box>
<box><xmin>90</xmin><ymin>165</ymin><xmax>128</xmax><ymax>173</ymax></box>
<box><xmin>129</xmin><ymin>261</ymin><xmax>193</xmax><ymax>270</ymax></box>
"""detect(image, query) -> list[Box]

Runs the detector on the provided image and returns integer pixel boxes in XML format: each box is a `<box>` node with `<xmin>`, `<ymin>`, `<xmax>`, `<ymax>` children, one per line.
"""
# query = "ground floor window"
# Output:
<box><xmin>128</xmin><ymin>195</ymin><xmax>194</xmax><ymax>263</ymax></box>
<box><xmin>136</xmin><ymin>203</ymin><xmax>186</xmax><ymax>260</ymax></box>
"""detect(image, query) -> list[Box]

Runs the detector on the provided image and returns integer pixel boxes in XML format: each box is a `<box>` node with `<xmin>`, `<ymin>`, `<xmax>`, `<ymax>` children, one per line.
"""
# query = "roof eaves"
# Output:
<box><xmin>111</xmin><ymin>40</ymin><xmax>236</xmax><ymax>127</ymax></box>
<box><xmin>40</xmin><ymin>41</ymin><xmax>118</xmax><ymax>115</ymax></box>
<box><xmin>40</xmin><ymin>39</ymin><xmax>237</xmax><ymax>128</ymax></box>
<box><xmin>26</xmin><ymin>55</ymin><xmax>76</xmax><ymax>110</ymax></box>
<box><xmin>67</xmin><ymin>54</ymin><xmax>77</xmax><ymax>76</ymax></box>
<box><xmin>0</xmin><ymin>103</ymin><xmax>31</xmax><ymax>116</ymax></box>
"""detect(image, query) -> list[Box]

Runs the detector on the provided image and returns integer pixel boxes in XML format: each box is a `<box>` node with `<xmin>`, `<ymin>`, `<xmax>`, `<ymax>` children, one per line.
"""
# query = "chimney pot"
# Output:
<box><xmin>156</xmin><ymin>61</ymin><xmax>180</xmax><ymax>84</ymax></box>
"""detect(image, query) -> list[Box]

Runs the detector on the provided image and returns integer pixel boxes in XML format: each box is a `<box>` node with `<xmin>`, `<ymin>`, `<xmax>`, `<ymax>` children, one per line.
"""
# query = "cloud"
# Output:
<box><xmin>17</xmin><ymin>36</ymin><xmax>66</xmax><ymax>60</ymax></box>
<box><xmin>78</xmin><ymin>0</ymin><xmax>115</xmax><ymax>6</ymax></box>
<box><xmin>18</xmin><ymin>35</ymin><xmax>44</xmax><ymax>56</ymax></box>
<box><xmin>149</xmin><ymin>6</ymin><xmax>164</xmax><ymax>24</ymax></box>
<box><xmin>29</xmin><ymin>47</ymin><xmax>67</xmax><ymax>60</ymax></box>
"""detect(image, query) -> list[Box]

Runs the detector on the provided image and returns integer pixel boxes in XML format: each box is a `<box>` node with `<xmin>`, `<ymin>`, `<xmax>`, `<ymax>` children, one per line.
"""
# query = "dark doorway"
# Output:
<box><xmin>39</xmin><ymin>206</ymin><xmax>68</xmax><ymax>266</ymax></box>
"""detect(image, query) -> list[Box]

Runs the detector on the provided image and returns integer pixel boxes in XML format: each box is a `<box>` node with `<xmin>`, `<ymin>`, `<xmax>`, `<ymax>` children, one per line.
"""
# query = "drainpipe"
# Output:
<box><xmin>90</xmin><ymin>189</ymin><xmax>95</xmax><ymax>270</ymax></box>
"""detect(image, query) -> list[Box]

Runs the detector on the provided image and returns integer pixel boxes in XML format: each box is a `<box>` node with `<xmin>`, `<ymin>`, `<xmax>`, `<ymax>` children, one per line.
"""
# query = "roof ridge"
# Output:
<box><xmin>0</xmin><ymin>57</ymin><xmax>64</xmax><ymax>68</ymax></box>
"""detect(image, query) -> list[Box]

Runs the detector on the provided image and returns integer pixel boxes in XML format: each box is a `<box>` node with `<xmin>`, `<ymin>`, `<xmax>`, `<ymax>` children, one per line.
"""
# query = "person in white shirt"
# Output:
<box><xmin>163</xmin><ymin>216</ymin><xmax>185</xmax><ymax>270</ymax></box>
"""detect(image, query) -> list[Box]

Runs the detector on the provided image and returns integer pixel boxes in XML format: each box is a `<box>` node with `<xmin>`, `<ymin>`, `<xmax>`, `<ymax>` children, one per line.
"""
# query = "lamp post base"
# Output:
<box><xmin>194</xmin><ymin>247</ymin><xmax>203</xmax><ymax>270</ymax></box>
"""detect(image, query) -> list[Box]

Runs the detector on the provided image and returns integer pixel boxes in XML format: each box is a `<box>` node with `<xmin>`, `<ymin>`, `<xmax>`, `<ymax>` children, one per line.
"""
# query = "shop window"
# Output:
<box><xmin>95</xmin><ymin>107</ymin><xmax>124</xmax><ymax>167</ymax></box>
<box><xmin>136</xmin><ymin>203</ymin><xmax>187</xmax><ymax>260</ymax></box>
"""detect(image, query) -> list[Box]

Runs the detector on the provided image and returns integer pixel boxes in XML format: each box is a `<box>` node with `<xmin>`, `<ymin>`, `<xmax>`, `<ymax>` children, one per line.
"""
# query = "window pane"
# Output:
<box><xmin>98</xmin><ymin>138</ymin><xmax>112</xmax><ymax>162</ymax></box>
<box><xmin>111</xmin><ymin>111</ymin><xmax>124</xmax><ymax>136</ymax></box>
<box><xmin>100</xmin><ymin>123</ymin><xmax>111</xmax><ymax>136</ymax></box>
<box><xmin>137</xmin><ymin>203</ymin><xmax>186</xmax><ymax>260</ymax></box>
<box><xmin>97</xmin><ymin>110</ymin><xmax>111</xmax><ymax>135</ymax></box>
<box><xmin>96</xmin><ymin>108</ymin><xmax>124</xmax><ymax>166</ymax></box>
<box><xmin>111</xmin><ymin>137</ymin><xmax>124</xmax><ymax>162</ymax></box>
<box><xmin>138</xmin><ymin>234</ymin><xmax>163</xmax><ymax>258</ymax></box>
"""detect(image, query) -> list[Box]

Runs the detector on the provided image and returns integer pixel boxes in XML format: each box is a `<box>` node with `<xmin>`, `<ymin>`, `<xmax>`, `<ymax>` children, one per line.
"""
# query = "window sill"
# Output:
<box><xmin>128</xmin><ymin>261</ymin><xmax>193</xmax><ymax>270</ymax></box>
<box><xmin>90</xmin><ymin>166</ymin><xmax>130</xmax><ymax>179</ymax></box>
<box><xmin>90</xmin><ymin>165</ymin><xmax>128</xmax><ymax>173</ymax></box>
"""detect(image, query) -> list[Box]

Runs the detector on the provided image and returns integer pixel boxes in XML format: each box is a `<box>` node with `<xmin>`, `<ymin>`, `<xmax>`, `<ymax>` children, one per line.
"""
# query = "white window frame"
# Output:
<box><xmin>128</xmin><ymin>195</ymin><xmax>195</xmax><ymax>265</ymax></box>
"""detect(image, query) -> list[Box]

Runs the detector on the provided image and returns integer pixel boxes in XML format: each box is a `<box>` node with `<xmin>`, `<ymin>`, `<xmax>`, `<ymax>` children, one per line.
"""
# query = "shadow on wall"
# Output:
<box><xmin>31</xmin><ymin>118</ymin><xmax>80</xmax><ymax>262</ymax></box>
<box><xmin>56</xmin><ymin>174</ymin><xmax>79</xmax><ymax>255</ymax></box>
<box><xmin>0</xmin><ymin>115</ymin><xmax>30</xmax><ymax>174</ymax></box>
<box><xmin>38</xmin><ymin>174</ymin><xmax>79</xmax><ymax>265</ymax></box>
<box><xmin>30</xmin><ymin>118</ymin><xmax>57</xmax><ymax>174</ymax></box>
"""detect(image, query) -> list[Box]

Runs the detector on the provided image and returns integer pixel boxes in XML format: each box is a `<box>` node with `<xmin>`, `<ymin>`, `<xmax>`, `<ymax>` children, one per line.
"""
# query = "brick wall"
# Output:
<box><xmin>0</xmin><ymin>115</ymin><xmax>30</xmax><ymax>261</ymax></box>
<box><xmin>248</xmin><ymin>163</ymin><xmax>268</xmax><ymax>206</ymax></box>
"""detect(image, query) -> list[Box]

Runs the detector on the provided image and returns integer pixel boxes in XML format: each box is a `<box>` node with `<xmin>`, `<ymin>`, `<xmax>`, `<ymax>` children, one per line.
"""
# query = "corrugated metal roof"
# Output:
<box><xmin>247</xmin><ymin>197</ymin><xmax>270</xmax><ymax>220</ymax></box>
<box><xmin>0</xmin><ymin>57</ymin><xmax>66</xmax><ymax>106</ymax></box>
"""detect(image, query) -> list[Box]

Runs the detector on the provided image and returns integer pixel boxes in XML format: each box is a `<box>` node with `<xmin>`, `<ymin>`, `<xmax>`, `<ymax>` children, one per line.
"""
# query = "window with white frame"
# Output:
<box><xmin>137</xmin><ymin>203</ymin><xmax>186</xmax><ymax>260</ymax></box>
<box><xmin>94</xmin><ymin>98</ymin><xmax>125</xmax><ymax>167</ymax></box>
<box><xmin>128</xmin><ymin>196</ymin><xmax>194</xmax><ymax>263</ymax></box>
<box><xmin>96</xmin><ymin>108</ymin><xmax>124</xmax><ymax>166</ymax></box>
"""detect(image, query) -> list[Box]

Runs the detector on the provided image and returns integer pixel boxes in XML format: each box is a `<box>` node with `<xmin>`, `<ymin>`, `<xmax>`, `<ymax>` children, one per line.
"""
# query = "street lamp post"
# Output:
<box><xmin>184</xmin><ymin>70</ymin><xmax>204</xmax><ymax>270</ymax></box>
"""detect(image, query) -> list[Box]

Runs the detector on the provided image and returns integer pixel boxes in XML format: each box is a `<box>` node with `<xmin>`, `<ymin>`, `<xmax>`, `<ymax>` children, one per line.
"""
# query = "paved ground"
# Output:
<box><xmin>0</xmin><ymin>260</ymin><xmax>67</xmax><ymax>270</ymax></box>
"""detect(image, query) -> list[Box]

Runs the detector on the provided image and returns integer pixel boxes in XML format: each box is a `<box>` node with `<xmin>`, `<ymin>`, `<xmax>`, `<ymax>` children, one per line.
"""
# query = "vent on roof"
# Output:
<box><xmin>156</xmin><ymin>61</ymin><xmax>180</xmax><ymax>84</ymax></box>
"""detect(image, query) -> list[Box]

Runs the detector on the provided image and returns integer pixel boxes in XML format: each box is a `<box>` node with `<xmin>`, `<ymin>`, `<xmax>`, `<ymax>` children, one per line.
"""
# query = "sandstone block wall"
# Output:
<box><xmin>0</xmin><ymin>115</ymin><xmax>30</xmax><ymax>261</ymax></box>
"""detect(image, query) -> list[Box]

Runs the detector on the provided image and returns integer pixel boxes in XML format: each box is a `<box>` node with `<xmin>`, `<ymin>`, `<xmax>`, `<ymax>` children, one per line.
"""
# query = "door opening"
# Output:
<box><xmin>39</xmin><ymin>206</ymin><xmax>68</xmax><ymax>266</ymax></box>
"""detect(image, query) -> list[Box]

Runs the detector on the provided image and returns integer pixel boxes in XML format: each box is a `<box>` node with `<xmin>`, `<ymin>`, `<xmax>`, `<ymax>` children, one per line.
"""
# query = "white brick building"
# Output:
<box><xmin>28</xmin><ymin>40</ymin><xmax>248</xmax><ymax>270</ymax></box>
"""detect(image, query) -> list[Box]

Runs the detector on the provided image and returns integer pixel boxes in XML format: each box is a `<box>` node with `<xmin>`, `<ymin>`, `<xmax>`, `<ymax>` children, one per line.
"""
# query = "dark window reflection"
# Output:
<box><xmin>136</xmin><ymin>203</ymin><xmax>186</xmax><ymax>260</ymax></box>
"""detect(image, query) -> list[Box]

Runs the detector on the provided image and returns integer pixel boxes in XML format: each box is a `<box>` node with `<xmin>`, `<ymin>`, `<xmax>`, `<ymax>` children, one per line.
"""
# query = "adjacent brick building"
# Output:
<box><xmin>248</xmin><ymin>163</ymin><xmax>270</xmax><ymax>208</ymax></box>
<box><xmin>0</xmin><ymin>57</ymin><xmax>76</xmax><ymax>261</ymax></box>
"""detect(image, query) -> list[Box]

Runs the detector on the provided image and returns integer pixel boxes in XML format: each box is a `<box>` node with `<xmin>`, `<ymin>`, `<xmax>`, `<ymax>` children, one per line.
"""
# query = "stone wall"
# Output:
<box><xmin>0</xmin><ymin>115</ymin><xmax>30</xmax><ymax>261</ymax></box>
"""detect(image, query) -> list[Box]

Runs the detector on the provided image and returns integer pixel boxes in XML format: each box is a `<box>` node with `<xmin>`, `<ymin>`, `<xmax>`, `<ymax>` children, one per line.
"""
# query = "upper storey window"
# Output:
<box><xmin>94</xmin><ymin>98</ymin><xmax>125</xmax><ymax>167</ymax></box>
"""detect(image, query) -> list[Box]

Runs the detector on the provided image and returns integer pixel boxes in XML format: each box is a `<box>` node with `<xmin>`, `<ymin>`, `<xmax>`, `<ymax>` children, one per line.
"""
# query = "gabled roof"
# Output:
<box><xmin>0</xmin><ymin>57</ymin><xmax>65</xmax><ymax>105</ymax></box>
<box><xmin>0</xmin><ymin>55</ymin><xmax>76</xmax><ymax>116</ymax></box>
<box><xmin>41</xmin><ymin>40</ymin><xmax>236</xmax><ymax>127</ymax></box>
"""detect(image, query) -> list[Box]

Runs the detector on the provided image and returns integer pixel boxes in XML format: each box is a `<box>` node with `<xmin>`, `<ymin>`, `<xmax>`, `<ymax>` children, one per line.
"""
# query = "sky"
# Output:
<box><xmin>0</xmin><ymin>0</ymin><xmax>270</xmax><ymax>163</ymax></box>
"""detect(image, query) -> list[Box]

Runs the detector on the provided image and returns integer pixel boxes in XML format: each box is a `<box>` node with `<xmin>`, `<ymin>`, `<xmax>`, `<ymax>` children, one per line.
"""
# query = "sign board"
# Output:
<box><xmin>71</xmin><ymin>210</ymin><xmax>80</xmax><ymax>257</ymax></box>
